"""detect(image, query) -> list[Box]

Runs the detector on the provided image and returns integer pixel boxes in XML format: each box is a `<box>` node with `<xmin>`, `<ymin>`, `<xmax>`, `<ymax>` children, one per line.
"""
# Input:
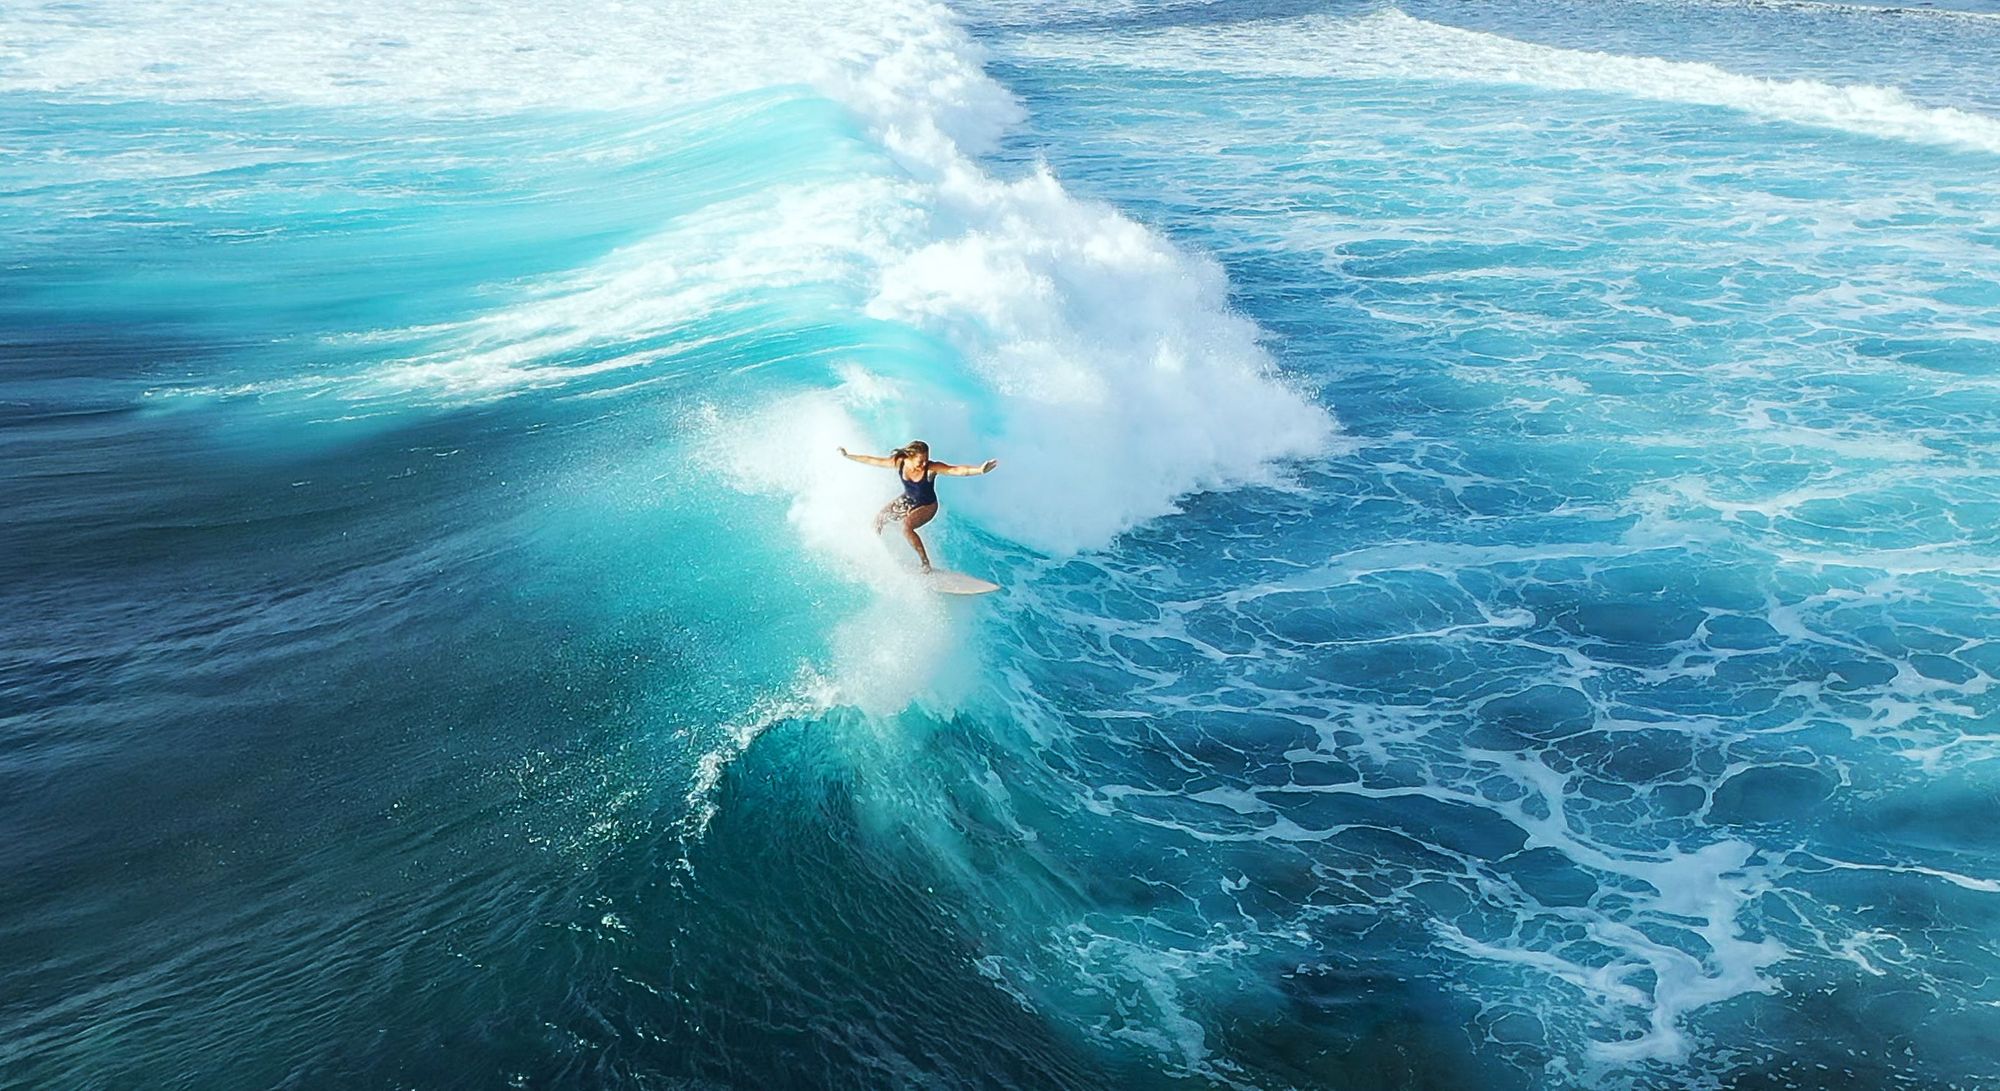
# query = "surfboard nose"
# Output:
<box><xmin>926</xmin><ymin>570</ymin><xmax>1001</xmax><ymax>595</ymax></box>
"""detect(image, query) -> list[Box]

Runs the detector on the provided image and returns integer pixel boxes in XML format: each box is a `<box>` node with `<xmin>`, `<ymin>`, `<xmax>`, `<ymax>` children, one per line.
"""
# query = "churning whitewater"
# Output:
<box><xmin>3</xmin><ymin>0</ymin><xmax>1999</xmax><ymax>1088</ymax></box>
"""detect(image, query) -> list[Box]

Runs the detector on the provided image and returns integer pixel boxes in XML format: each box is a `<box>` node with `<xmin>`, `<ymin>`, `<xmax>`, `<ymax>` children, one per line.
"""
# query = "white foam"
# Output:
<box><xmin>1107</xmin><ymin>752</ymin><xmax>1790</xmax><ymax>1064</ymax></box>
<box><xmin>1709</xmin><ymin>0</ymin><xmax>2000</xmax><ymax>22</ymax></box>
<box><xmin>1811</xmin><ymin>854</ymin><xmax>2000</xmax><ymax>893</ymax></box>
<box><xmin>864</xmin><ymin>164</ymin><xmax>1332</xmax><ymax>552</ymax></box>
<box><xmin>1</xmin><ymin>0</ymin><xmax>853</xmax><ymax>117</ymax></box>
<box><xmin>1008</xmin><ymin>8</ymin><xmax>2000</xmax><ymax>156</ymax></box>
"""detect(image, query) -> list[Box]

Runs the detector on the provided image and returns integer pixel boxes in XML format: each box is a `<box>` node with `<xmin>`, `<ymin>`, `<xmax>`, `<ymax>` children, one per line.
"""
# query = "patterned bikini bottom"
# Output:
<box><xmin>880</xmin><ymin>496</ymin><xmax>936</xmax><ymax>521</ymax></box>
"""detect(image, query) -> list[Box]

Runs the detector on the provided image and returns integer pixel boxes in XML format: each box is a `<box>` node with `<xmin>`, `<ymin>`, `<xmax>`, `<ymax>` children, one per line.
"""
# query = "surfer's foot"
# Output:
<box><xmin>920</xmin><ymin>564</ymin><xmax>933</xmax><ymax>574</ymax></box>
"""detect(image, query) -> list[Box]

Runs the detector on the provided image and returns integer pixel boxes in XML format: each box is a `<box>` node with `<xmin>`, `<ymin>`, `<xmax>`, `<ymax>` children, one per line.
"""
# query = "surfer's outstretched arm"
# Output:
<box><xmin>932</xmin><ymin>459</ymin><xmax>999</xmax><ymax>476</ymax></box>
<box><xmin>838</xmin><ymin>447</ymin><xmax>898</xmax><ymax>468</ymax></box>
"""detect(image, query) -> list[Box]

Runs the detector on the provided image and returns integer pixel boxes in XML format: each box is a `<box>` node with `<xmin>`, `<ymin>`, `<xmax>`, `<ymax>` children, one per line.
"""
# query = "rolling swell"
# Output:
<box><xmin>6</xmin><ymin>0</ymin><xmax>2000</xmax><ymax>1089</ymax></box>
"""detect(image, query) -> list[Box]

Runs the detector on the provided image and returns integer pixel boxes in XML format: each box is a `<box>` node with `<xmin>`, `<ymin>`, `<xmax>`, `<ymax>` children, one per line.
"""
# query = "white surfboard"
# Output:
<box><xmin>926</xmin><ymin>569</ymin><xmax>1000</xmax><ymax>596</ymax></box>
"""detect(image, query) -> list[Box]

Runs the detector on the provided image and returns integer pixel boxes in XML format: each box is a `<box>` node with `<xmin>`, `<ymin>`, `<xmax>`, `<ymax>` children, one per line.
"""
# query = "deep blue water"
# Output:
<box><xmin>4</xmin><ymin>1</ymin><xmax>1999</xmax><ymax>1088</ymax></box>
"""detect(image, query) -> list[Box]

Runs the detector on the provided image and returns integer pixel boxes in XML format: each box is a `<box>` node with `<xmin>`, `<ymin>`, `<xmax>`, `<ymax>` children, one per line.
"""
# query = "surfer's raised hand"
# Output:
<box><xmin>840</xmin><ymin>446</ymin><xmax>898</xmax><ymax>468</ymax></box>
<box><xmin>979</xmin><ymin>459</ymin><xmax>998</xmax><ymax>474</ymax></box>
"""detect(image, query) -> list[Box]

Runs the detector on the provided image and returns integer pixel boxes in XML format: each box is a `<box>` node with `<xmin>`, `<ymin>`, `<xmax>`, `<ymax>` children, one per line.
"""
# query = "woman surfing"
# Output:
<box><xmin>838</xmin><ymin>440</ymin><xmax>997</xmax><ymax>573</ymax></box>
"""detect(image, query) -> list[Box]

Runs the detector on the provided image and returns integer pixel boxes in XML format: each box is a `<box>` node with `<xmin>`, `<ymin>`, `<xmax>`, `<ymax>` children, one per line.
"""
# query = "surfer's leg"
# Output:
<box><xmin>902</xmin><ymin>503</ymin><xmax>938</xmax><ymax>572</ymax></box>
<box><xmin>874</xmin><ymin>498</ymin><xmax>910</xmax><ymax>535</ymax></box>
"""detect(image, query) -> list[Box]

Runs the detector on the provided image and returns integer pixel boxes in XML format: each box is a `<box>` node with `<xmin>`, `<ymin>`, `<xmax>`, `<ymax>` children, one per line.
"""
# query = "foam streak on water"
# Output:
<box><xmin>963</xmin><ymin>1</ymin><xmax>2000</xmax><ymax>1085</ymax></box>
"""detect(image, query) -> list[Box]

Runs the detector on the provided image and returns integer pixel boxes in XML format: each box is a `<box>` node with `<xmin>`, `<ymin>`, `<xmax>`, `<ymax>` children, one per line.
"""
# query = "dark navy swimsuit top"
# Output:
<box><xmin>899</xmin><ymin>461</ymin><xmax>939</xmax><ymax>506</ymax></box>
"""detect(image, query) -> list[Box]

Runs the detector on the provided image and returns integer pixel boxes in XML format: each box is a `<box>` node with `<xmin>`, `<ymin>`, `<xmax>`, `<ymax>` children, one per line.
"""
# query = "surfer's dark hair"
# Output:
<box><xmin>893</xmin><ymin>440</ymin><xmax>929</xmax><ymax>463</ymax></box>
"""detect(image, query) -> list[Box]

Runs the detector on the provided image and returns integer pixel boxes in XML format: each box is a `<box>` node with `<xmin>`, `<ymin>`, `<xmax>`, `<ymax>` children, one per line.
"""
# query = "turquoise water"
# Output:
<box><xmin>4</xmin><ymin>1</ymin><xmax>1999</xmax><ymax>1087</ymax></box>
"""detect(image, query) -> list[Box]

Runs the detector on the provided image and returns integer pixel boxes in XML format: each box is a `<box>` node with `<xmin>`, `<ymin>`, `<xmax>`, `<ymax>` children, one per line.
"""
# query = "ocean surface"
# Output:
<box><xmin>4</xmin><ymin>1</ymin><xmax>2000</xmax><ymax>1087</ymax></box>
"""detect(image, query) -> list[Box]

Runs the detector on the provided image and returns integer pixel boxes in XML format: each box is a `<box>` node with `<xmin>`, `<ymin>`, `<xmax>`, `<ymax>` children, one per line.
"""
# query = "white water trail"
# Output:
<box><xmin>1010</xmin><ymin>8</ymin><xmax>2000</xmax><ymax>156</ymax></box>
